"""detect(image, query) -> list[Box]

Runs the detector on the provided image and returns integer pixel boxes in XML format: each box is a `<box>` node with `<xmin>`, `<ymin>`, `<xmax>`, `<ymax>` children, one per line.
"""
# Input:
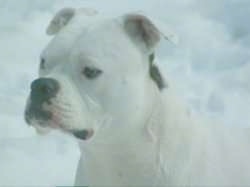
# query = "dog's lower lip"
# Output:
<box><xmin>71</xmin><ymin>129</ymin><xmax>94</xmax><ymax>140</ymax></box>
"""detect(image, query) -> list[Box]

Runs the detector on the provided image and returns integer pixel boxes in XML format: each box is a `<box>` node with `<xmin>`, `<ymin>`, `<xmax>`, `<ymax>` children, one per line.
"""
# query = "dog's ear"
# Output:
<box><xmin>46</xmin><ymin>7</ymin><xmax>98</xmax><ymax>36</ymax></box>
<box><xmin>123</xmin><ymin>14</ymin><xmax>178</xmax><ymax>53</ymax></box>
<box><xmin>46</xmin><ymin>8</ymin><xmax>76</xmax><ymax>35</ymax></box>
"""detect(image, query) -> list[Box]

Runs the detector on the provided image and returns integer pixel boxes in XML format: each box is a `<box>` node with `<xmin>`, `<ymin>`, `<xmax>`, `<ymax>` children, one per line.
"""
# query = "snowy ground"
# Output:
<box><xmin>0</xmin><ymin>0</ymin><xmax>250</xmax><ymax>186</ymax></box>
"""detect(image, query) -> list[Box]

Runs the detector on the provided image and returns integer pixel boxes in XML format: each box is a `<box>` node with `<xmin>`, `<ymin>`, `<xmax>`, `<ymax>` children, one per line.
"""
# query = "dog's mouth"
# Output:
<box><xmin>30</xmin><ymin>118</ymin><xmax>94</xmax><ymax>141</ymax></box>
<box><xmin>28</xmin><ymin>117</ymin><xmax>94</xmax><ymax>140</ymax></box>
<box><xmin>25</xmin><ymin>103</ymin><xmax>94</xmax><ymax>141</ymax></box>
<box><xmin>25</xmin><ymin>91</ymin><xmax>98</xmax><ymax>141</ymax></box>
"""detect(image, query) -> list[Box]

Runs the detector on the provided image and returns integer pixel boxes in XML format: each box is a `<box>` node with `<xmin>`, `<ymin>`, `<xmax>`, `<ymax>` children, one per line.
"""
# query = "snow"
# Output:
<box><xmin>0</xmin><ymin>0</ymin><xmax>250</xmax><ymax>185</ymax></box>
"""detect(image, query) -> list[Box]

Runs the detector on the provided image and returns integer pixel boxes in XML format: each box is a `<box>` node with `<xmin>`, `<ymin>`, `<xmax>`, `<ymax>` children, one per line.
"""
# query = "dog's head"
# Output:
<box><xmin>24</xmin><ymin>8</ymin><xmax>177</xmax><ymax>140</ymax></box>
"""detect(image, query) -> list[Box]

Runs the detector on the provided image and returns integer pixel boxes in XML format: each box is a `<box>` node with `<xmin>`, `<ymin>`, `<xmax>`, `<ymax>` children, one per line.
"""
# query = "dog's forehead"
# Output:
<box><xmin>72</xmin><ymin>20</ymin><xmax>143</xmax><ymax>67</ymax></box>
<box><xmin>41</xmin><ymin>14</ymin><xmax>95</xmax><ymax>59</ymax></box>
<box><xmin>41</xmin><ymin>15</ymin><xmax>143</xmax><ymax>70</ymax></box>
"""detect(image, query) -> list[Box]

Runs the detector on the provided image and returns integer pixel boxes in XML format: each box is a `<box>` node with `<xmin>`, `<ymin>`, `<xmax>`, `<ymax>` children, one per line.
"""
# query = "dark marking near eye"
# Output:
<box><xmin>149</xmin><ymin>53</ymin><xmax>167</xmax><ymax>90</ymax></box>
<box><xmin>40</xmin><ymin>58</ymin><xmax>46</xmax><ymax>69</ymax></box>
<box><xmin>82</xmin><ymin>66</ymin><xmax>103</xmax><ymax>79</ymax></box>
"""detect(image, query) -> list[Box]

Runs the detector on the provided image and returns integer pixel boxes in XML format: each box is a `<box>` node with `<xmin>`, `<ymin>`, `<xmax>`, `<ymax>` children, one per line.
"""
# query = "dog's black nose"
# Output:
<box><xmin>30</xmin><ymin>78</ymin><xmax>60</xmax><ymax>102</ymax></box>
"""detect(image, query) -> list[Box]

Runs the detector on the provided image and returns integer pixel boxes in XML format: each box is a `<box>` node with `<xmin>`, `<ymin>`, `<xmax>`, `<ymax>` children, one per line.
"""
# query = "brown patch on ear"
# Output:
<box><xmin>149</xmin><ymin>54</ymin><xmax>167</xmax><ymax>90</ymax></box>
<box><xmin>124</xmin><ymin>14</ymin><xmax>161</xmax><ymax>51</ymax></box>
<box><xmin>46</xmin><ymin>8</ymin><xmax>75</xmax><ymax>35</ymax></box>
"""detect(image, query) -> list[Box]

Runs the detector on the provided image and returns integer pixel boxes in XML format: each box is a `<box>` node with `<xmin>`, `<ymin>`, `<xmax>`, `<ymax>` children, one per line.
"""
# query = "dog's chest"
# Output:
<box><xmin>79</xmin><ymin>140</ymin><xmax>161</xmax><ymax>186</ymax></box>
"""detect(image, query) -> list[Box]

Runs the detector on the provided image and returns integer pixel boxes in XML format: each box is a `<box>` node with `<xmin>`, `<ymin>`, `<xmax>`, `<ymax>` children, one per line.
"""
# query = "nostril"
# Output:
<box><xmin>30</xmin><ymin>78</ymin><xmax>60</xmax><ymax>99</ymax></box>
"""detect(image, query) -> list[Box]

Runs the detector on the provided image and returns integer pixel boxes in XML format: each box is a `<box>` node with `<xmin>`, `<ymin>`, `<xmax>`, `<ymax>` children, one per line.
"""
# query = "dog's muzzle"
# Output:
<box><xmin>25</xmin><ymin>78</ymin><xmax>60</xmax><ymax>124</ymax></box>
<box><xmin>24</xmin><ymin>78</ymin><xmax>94</xmax><ymax>140</ymax></box>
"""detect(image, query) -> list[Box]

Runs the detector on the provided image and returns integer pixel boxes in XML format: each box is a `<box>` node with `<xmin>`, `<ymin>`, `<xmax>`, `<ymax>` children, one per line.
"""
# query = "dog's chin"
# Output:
<box><xmin>33</xmin><ymin>124</ymin><xmax>52</xmax><ymax>135</ymax></box>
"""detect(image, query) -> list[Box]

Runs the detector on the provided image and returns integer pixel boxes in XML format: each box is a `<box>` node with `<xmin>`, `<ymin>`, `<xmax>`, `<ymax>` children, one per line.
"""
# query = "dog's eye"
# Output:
<box><xmin>82</xmin><ymin>66</ymin><xmax>103</xmax><ymax>79</ymax></box>
<box><xmin>40</xmin><ymin>58</ymin><xmax>46</xmax><ymax>69</ymax></box>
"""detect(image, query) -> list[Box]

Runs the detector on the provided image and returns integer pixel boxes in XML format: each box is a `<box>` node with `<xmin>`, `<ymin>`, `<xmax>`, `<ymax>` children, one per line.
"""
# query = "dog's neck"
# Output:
<box><xmin>76</xmin><ymin>85</ymin><xmax>196</xmax><ymax>186</ymax></box>
<box><xmin>76</xmin><ymin>85</ymin><xmax>166</xmax><ymax>185</ymax></box>
<box><xmin>78</xmin><ymin>83</ymin><xmax>162</xmax><ymax>149</ymax></box>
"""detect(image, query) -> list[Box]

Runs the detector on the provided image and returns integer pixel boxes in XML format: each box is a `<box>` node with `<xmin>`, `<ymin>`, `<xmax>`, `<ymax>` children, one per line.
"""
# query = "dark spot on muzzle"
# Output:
<box><xmin>25</xmin><ymin>104</ymin><xmax>52</xmax><ymax>125</ymax></box>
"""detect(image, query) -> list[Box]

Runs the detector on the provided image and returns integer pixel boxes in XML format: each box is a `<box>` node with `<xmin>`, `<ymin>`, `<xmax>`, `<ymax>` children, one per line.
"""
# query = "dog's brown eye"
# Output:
<box><xmin>40</xmin><ymin>58</ymin><xmax>46</xmax><ymax>69</ymax></box>
<box><xmin>82</xmin><ymin>66</ymin><xmax>103</xmax><ymax>79</ymax></box>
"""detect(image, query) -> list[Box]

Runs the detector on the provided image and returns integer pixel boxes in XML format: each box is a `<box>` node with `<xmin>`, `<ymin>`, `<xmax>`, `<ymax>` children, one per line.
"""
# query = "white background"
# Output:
<box><xmin>0</xmin><ymin>0</ymin><xmax>250</xmax><ymax>186</ymax></box>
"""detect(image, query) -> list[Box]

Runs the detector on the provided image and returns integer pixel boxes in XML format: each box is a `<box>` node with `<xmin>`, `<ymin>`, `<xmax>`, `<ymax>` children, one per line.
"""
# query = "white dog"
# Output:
<box><xmin>25</xmin><ymin>7</ymin><xmax>250</xmax><ymax>186</ymax></box>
